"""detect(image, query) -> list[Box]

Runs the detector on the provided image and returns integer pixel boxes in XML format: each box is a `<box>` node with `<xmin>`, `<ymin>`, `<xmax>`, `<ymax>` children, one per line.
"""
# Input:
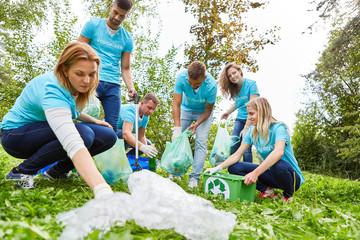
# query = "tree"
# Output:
<box><xmin>181</xmin><ymin>0</ymin><xmax>280</xmax><ymax>76</ymax></box>
<box><xmin>0</xmin><ymin>0</ymin><xmax>47</xmax><ymax>120</ymax></box>
<box><xmin>131</xmin><ymin>29</ymin><xmax>181</xmax><ymax>155</ymax></box>
<box><xmin>292</xmin><ymin>102</ymin><xmax>333</xmax><ymax>174</ymax></box>
<box><xmin>0</xmin><ymin>0</ymin><xmax>79</xmax><ymax>120</ymax></box>
<box><xmin>293</xmin><ymin>6</ymin><xmax>360</xmax><ymax>178</ymax></box>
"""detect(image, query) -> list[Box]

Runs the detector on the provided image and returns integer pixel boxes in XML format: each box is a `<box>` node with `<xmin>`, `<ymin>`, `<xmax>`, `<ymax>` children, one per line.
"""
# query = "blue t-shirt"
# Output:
<box><xmin>234</xmin><ymin>78</ymin><xmax>259</xmax><ymax>119</ymax></box>
<box><xmin>117</xmin><ymin>104</ymin><xmax>149</xmax><ymax>131</ymax></box>
<box><xmin>80</xmin><ymin>18</ymin><xmax>133</xmax><ymax>85</ymax></box>
<box><xmin>243</xmin><ymin>122</ymin><xmax>304</xmax><ymax>186</ymax></box>
<box><xmin>1</xmin><ymin>72</ymin><xmax>80</xmax><ymax>130</ymax></box>
<box><xmin>174</xmin><ymin>70</ymin><xmax>217</xmax><ymax>112</ymax></box>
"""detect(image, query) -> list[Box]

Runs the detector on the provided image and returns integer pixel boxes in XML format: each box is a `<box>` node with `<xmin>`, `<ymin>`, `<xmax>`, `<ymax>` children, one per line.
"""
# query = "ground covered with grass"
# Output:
<box><xmin>1</xmin><ymin>146</ymin><xmax>360</xmax><ymax>240</ymax></box>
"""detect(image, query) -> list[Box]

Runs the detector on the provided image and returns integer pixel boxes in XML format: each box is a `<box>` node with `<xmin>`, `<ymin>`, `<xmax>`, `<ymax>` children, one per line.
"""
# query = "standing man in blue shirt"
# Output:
<box><xmin>171</xmin><ymin>61</ymin><xmax>217</xmax><ymax>188</ymax></box>
<box><xmin>78</xmin><ymin>0</ymin><xmax>136</xmax><ymax>131</ymax></box>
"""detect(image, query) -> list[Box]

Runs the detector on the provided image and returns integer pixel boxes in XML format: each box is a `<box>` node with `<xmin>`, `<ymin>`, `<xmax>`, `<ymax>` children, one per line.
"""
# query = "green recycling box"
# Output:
<box><xmin>203</xmin><ymin>172</ymin><xmax>256</xmax><ymax>202</ymax></box>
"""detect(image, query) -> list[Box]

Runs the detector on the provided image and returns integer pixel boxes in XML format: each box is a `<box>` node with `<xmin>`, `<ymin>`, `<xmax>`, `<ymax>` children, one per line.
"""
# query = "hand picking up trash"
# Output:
<box><xmin>171</xmin><ymin>61</ymin><xmax>217</xmax><ymax>188</ymax></box>
<box><xmin>205</xmin><ymin>97</ymin><xmax>304</xmax><ymax>203</ymax></box>
<box><xmin>116</xmin><ymin>93</ymin><xmax>160</xmax><ymax>159</ymax></box>
<box><xmin>1</xmin><ymin>42</ymin><xmax>118</xmax><ymax>198</ymax></box>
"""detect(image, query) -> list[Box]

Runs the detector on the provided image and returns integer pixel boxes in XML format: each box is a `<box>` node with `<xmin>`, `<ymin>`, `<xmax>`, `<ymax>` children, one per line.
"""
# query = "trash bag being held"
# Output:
<box><xmin>160</xmin><ymin>130</ymin><xmax>193</xmax><ymax>176</ymax></box>
<box><xmin>94</xmin><ymin>139</ymin><xmax>133</xmax><ymax>184</ymax></box>
<box><xmin>209</xmin><ymin>122</ymin><xmax>240</xmax><ymax>167</ymax></box>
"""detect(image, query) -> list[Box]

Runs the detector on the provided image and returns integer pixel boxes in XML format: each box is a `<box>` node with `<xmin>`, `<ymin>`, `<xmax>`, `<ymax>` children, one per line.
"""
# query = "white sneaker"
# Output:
<box><xmin>168</xmin><ymin>174</ymin><xmax>180</xmax><ymax>180</ymax></box>
<box><xmin>188</xmin><ymin>178</ymin><xmax>198</xmax><ymax>188</ymax></box>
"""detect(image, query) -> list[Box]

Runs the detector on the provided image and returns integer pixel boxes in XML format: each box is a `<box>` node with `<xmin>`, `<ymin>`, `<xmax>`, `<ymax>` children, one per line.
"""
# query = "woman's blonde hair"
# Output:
<box><xmin>54</xmin><ymin>41</ymin><xmax>100</xmax><ymax>111</ymax></box>
<box><xmin>246</xmin><ymin>97</ymin><xmax>287</xmax><ymax>145</ymax></box>
<box><xmin>219</xmin><ymin>63</ymin><xmax>243</xmax><ymax>99</ymax></box>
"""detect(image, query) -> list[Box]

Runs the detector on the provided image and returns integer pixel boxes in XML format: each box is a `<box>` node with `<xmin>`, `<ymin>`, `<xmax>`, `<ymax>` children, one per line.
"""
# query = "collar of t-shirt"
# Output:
<box><xmin>106</xmin><ymin>23</ymin><xmax>119</xmax><ymax>36</ymax></box>
<box><xmin>193</xmin><ymin>87</ymin><xmax>200</xmax><ymax>94</ymax></box>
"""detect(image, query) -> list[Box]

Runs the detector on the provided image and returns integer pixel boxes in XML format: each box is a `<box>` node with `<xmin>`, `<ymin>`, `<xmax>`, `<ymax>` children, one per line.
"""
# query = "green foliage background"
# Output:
<box><xmin>292</xmin><ymin>6</ymin><xmax>360</xmax><ymax>179</ymax></box>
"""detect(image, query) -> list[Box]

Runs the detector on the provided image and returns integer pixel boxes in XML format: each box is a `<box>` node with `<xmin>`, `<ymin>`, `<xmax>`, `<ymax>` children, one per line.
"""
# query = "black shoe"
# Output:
<box><xmin>44</xmin><ymin>166</ymin><xmax>70</xmax><ymax>179</ymax></box>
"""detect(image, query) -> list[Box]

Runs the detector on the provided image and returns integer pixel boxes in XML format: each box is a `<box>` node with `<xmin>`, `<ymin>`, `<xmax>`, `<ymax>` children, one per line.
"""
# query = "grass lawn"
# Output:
<box><xmin>0</xmin><ymin>146</ymin><xmax>359</xmax><ymax>240</ymax></box>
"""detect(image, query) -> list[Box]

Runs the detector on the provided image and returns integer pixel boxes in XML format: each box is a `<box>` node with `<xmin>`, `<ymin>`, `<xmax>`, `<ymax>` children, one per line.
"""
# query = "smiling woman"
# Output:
<box><xmin>205</xmin><ymin>97</ymin><xmax>304</xmax><ymax>203</ymax></box>
<box><xmin>0</xmin><ymin>41</ymin><xmax>117</xmax><ymax>199</ymax></box>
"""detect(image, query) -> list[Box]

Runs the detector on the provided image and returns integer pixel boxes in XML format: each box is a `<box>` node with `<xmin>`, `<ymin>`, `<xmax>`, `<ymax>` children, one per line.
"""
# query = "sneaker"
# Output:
<box><xmin>6</xmin><ymin>168</ymin><xmax>34</xmax><ymax>189</ymax></box>
<box><xmin>168</xmin><ymin>174</ymin><xmax>180</xmax><ymax>180</ymax></box>
<box><xmin>282</xmin><ymin>196</ymin><xmax>293</xmax><ymax>203</ymax></box>
<box><xmin>188</xmin><ymin>178</ymin><xmax>198</xmax><ymax>188</ymax></box>
<box><xmin>44</xmin><ymin>166</ymin><xmax>70</xmax><ymax>179</ymax></box>
<box><xmin>259</xmin><ymin>189</ymin><xmax>279</xmax><ymax>199</ymax></box>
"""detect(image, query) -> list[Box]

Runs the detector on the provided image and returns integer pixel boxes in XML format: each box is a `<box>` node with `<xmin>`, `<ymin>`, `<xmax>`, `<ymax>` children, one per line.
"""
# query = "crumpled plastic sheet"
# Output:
<box><xmin>57</xmin><ymin>170</ymin><xmax>236</xmax><ymax>240</ymax></box>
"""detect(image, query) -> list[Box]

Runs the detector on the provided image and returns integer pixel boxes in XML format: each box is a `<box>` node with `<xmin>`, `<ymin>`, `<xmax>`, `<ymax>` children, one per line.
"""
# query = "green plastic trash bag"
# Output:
<box><xmin>83</xmin><ymin>97</ymin><xmax>101</xmax><ymax>119</ymax></box>
<box><xmin>94</xmin><ymin>139</ymin><xmax>133</xmax><ymax>184</ymax></box>
<box><xmin>209</xmin><ymin>123</ymin><xmax>239</xmax><ymax>167</ymax></box>
<box><xmin>160</xmin><ymin>130</ymin><xmax>193</xmax><ymax>176</ymax></box>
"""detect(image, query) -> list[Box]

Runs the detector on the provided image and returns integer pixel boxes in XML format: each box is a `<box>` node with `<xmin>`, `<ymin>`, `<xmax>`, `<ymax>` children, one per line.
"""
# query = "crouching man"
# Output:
<box><xmin>116</xmin><ymin>93</ymin><xmax>160</xmax><ymax>158</ymax></box>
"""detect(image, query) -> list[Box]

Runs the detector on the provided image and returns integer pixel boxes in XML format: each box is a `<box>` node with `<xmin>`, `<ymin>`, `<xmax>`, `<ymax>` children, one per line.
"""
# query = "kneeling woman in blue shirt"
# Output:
<box><xmin>205</xmin><ymin>97</ymin><xmax>304</xmax><ymax>202</ymax></box>
<box><xmin>1</xmin><ymin>41</ymin><xmax>117</xmax><ymax>199</ymax></box>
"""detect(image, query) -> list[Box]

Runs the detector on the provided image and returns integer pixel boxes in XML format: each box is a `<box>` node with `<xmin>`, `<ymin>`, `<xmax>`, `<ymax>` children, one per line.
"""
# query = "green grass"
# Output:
<box><xmin>1</xmin><ymin>146</ymin><xmax>360</xmax><ymax>240</ymax></box>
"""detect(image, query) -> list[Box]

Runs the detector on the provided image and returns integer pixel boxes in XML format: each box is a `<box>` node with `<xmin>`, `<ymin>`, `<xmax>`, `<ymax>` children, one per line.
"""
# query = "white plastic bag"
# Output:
<box><xmin>209</xmin><ymin>122</ymin><xmax>239</xmax><ymax>167</ymax></box>
<box><xmin>57</xmin><ymin>170</ymin><xmax>236</xmax><ymax>240</ymax></box>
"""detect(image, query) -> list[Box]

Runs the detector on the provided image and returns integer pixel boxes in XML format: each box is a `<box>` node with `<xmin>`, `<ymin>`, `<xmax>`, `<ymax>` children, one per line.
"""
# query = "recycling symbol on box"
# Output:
<box><xmin>205</xmin><ymin>177</ymin><xmax>230</xmax><ymax>199</ymax></box>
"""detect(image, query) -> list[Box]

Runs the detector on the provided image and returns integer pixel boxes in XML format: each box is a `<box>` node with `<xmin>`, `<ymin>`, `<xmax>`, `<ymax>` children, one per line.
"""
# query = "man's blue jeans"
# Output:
<box><xmin>96</xmin><ymin>81</ymin><xmax>121</xmax><ymax>131</ymax></box>
<box><xmin>180</xmin><ymin>109</ymin><xmax>212</xmax><ymax>180</ymax></box>
<box><xmin>1</xmin><ymin>122</ymin><xmax>117</xmax><ymax>175</ymax></box>
<box><xmin>231</xmin><ymin>118</ymin><xmax>252</xmax><ymax>162</ymax></box>
<box><xmin>228</xmin><ymin>160</ymin><xmax>301</xmax><ymax>198</ymax></box>
<box><xmin>115</xmin><ymin>129</ymin><xmax>152</xmax><ymax>156</ymax></box>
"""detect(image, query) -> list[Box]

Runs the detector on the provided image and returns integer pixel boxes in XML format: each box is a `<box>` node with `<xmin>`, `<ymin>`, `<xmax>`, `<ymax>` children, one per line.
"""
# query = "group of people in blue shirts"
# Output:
<box><xmin>0</xmin><ymin>0</ymin><xmax>303</xmax><ymax>202</ymax></box>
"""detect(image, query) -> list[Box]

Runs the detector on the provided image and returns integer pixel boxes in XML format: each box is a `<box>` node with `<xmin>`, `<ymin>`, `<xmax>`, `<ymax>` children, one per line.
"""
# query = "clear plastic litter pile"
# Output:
<box><xmin>57</xmin><ymin>170</ymin><xmax>236</xmax><ymax>240</ymax></box>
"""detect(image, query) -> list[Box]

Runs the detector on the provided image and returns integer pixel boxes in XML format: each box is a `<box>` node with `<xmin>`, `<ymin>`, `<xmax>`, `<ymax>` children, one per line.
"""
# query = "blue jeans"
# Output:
<box><xmin>1</xmin><ymin>122</ymin><xmax>117</xmax><ymax>175</ymax></box>
<box><xmin>231</xmin><ymin>118</ymin><xmax>252</xmax><ymax>162</ymax></box>
<box><xmin>115</xmin><ymin>129</ymin><xmax>152</xmax><ymax>156</ymax></box>
<box><xmin>228</xmin><ymin>160</ymin><xmax>301</xmax><ymax>198</ymax></box>
<box><xmin>181</xmin><ymin>110</ymin><xmax>212</xmax><ymax>180</ymax></box>
<box><xmin>96</xmin><ymin>81</ymin><xmax>121</xmax><ymax>131</ymax></box>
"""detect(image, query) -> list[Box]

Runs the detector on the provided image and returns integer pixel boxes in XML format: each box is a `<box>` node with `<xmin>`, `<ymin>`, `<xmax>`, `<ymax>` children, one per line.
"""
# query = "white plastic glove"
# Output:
<box><xmin>204</xmin><ymin>164</ymin><xmax>223</xmax><ymax>175</ymax></box>
<box><xmin>240</xmin><ymin>125</ymin><xmax>250</xmax><ymax>139</ymax></box>
<box><xmin>93</xmin><ymin>183</ymin><xmax>113</xmax><ymax>199</ymax></box>
<box><xmin>171</xmin><ymin>126</ymin><xmax>182</xmax><ymax>141</ymax></box>
<box><xmin>139</xmin><ymin>144</ymin><xmax>158</xmax><ymax>158</ymax></box>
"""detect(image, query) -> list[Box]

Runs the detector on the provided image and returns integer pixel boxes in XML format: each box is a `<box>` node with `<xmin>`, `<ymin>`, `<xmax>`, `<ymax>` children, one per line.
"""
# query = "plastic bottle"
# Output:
<box><xmin>149</xmin><ymin>144</ymin><xmax>156</xmax><ymax>172</ymax></box>
<box><xmin>149</xmin><ymin>157</ymin><xmax>156</xmax><ymax>172</ymax></box>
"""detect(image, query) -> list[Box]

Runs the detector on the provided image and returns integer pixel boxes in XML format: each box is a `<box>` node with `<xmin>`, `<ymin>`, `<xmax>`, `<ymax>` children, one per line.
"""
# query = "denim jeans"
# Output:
<box><xmin>96</xmin><ymin>81</ymin><xmax>121</xmax><ymax>131</ymax></box>
<box><xmin>115</xmin><ymin>129</ymin><xmax>152</xmax><ymax>156</ymax></box>
<box><xmin>230</xmin><ymin>118</ymin><xmax>253</xmax><ymax>162</ymax></box>
<box><xmin>228</xmin><ymin>160</ymin><xmax>301</xmax><ymax>198</ymax></box>
<box><xmin>181</xmin><ymin>109</ymin><xmax>213</xmax><ymax>180</ymax></box>
<box><xmin>1</xmin><ymin>122</ymin><xmax>117</xmax><ymax>175</ymax></box>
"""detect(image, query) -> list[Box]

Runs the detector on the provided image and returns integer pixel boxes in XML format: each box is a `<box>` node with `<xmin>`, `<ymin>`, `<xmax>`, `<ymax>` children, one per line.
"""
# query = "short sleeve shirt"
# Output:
<box><xmin>1</xmin><ymin>72</ymin><xmax>80</xmax><ymax>130</ymax></box>
<box><xmin>80</xmin><ymin>18</ymin><xmax>133</xmax><ymax>84</ymax></box>
<box><xmin>174</xmin><ymin>70</ymin><xmax>217</xmax><ymax>112</ymax></box>
<box><xmin>233</xmin><ymin>78</ymin><xmax>259</xmax><ymax>119</ymax></box>
<box><xmin>243</xmin><ymin>122</ymin><xmax>304</xmax><ymax>186</ymax></box>
<box><xmin>117</xmin><ymin>104</ymin><xmax>149</xmax><ymax>131</ymax></box>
